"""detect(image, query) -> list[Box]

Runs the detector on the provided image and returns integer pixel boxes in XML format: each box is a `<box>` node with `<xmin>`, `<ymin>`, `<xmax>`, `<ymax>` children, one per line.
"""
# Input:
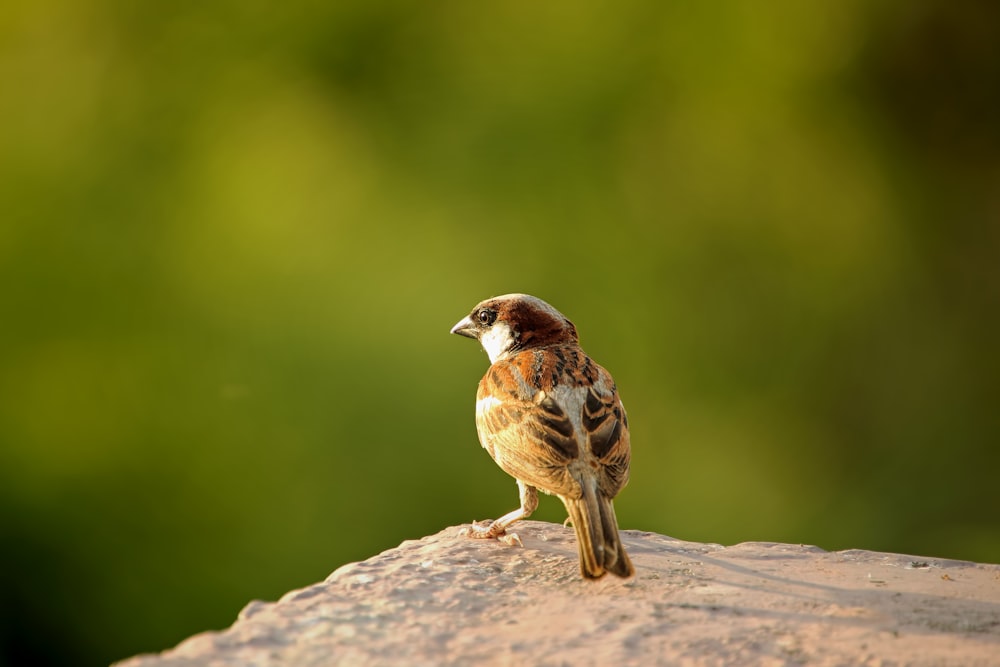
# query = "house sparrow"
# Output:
<box><xmin>451</xmin><ymin>294</ymin><xmax>634</xmax><ymax>579</ymax></box>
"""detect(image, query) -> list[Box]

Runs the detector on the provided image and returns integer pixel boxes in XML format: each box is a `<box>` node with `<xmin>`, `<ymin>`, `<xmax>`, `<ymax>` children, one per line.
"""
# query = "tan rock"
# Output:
<box><xmin>116</xmin><ymin>521</ymin><xmax>1000</xmax><ymax>666</ymax></box>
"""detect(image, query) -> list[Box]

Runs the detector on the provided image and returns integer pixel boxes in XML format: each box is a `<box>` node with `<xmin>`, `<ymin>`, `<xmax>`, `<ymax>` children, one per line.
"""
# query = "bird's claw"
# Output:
<box><xmin>461</xmin><ymin>520</ymin><xmax>523</xmax><ymax>547</ymax></box>
<box><xmin>497</xmin><ymin>532</ymin><xmax>523</xmax><ymax>547</ymax></box>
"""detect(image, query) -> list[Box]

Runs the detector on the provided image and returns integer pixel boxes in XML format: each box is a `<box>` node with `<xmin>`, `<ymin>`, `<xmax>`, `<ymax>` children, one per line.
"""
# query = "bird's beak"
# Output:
<box><xmin>450</xmin><ymin>315</ymin><xmax>478</xmax><ymax>339</ymax></box>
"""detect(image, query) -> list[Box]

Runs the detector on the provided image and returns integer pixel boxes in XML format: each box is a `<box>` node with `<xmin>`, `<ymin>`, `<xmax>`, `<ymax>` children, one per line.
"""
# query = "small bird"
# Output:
<box><xmin>450</xmin><ymin>293</ymin><xmax>634</xmax><ymax>579</ymax></box>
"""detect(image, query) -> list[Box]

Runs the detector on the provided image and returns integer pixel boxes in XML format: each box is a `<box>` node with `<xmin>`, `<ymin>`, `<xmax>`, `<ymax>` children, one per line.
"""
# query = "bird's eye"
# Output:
<box><xmin>477</xmin><ymin>309</ymin><xmax>497</xmax><ymax>326</ymax></box>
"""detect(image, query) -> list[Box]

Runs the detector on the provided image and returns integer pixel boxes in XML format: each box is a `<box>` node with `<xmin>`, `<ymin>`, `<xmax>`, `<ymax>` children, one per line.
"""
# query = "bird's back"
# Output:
<box><xmin>475</xmin><ymin>344</ymin><xmax>631</xmax><ymax>500</ymax></box>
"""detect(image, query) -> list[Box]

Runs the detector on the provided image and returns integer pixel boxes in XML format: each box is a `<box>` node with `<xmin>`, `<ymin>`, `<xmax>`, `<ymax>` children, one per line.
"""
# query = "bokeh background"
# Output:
<box><xmin>2</xmin><ymin>1</ymin><xmax>998</xmax><ymax>665</ymax></box>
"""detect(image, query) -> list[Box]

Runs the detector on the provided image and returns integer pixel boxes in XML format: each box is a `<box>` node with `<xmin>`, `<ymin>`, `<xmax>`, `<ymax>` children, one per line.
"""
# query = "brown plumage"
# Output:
<box><xmin>451</xmin><ymin>294</ymin><xmax>634</xmax><ymax>579</ymax></box>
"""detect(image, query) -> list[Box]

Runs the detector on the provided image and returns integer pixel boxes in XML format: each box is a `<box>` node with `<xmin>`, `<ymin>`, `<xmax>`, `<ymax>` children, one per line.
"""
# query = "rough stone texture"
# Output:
<box><xmin>117</xmin><ymin>521</ymin><xmax>1000</xmax><ymax>666</ymax></box>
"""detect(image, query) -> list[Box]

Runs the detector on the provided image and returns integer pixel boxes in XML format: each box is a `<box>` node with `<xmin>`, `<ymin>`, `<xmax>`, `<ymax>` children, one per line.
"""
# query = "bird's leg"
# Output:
<box><xmin>465</xmin><ymin>481</ymin><xmax>538</xmax><ymax>547</ymax></box>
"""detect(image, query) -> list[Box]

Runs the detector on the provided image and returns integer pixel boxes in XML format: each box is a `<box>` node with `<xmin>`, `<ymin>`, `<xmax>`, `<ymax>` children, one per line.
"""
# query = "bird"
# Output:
<box><xmin>450</xmin><ymin>293</ymin><xmax>634</xmax><ymax>579</ymax></box>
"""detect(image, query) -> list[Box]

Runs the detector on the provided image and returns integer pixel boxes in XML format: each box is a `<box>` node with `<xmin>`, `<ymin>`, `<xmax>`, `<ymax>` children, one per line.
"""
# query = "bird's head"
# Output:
<box><xmin>450</xmin><ymin>293</ymin><xmax>578</xmax><ymax>363</ymax></box>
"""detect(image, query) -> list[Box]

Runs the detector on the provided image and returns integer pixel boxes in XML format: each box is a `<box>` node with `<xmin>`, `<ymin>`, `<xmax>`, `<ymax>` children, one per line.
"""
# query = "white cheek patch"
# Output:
<box><xmin>480</xmin><ymin>322</ymin><xmax>515</xmax><ymax>363</ymax></box>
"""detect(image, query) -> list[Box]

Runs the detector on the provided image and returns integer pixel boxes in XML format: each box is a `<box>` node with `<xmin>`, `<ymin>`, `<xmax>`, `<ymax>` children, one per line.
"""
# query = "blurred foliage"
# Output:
<box><xmin>1</xmin><ymin>0</ymin><xmax>999</xmax><ymax>665</ymax></box>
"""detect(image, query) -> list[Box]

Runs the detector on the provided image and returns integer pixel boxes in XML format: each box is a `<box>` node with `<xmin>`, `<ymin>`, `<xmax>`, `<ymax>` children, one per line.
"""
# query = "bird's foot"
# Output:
<box><xmin>461</xmin><ymin>520</ymin><xmax>523</xmax><ymax>547</ymax></box>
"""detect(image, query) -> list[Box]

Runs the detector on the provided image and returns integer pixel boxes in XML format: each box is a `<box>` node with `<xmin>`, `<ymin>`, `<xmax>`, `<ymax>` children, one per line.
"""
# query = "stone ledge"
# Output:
<box><xmin>116</xmin><ymin>521</ymin><xmax>1000</xmax><ymax>666</ymax></box>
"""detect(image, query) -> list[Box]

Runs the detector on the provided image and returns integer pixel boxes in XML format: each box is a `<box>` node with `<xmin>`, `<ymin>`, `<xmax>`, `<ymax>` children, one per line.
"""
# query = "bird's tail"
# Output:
<box><xmin>563</xmin><ymin>481</ymin><xmax>634</xmax><ymax>579</ymax></box>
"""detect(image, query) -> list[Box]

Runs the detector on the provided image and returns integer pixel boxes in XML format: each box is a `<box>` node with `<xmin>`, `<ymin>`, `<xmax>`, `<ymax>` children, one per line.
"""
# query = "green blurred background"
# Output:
<box><xmin>2</xmin><ymin>0</ymin><xmax>998</xmax><ymax>664</ymax></box>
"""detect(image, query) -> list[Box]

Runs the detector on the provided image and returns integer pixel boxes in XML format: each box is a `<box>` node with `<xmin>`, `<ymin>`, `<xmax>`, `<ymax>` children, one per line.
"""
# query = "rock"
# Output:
<box><xmin>115</xmin><ymin>521</ymin><xmax>1000</xmax><ymax>666</ymax></box>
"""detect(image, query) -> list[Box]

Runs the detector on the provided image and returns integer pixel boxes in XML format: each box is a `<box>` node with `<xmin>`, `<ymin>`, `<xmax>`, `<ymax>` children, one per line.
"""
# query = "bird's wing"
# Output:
<box><xmin>475</xmin><ymin>369</ymin><xmax>582</xmax><ymax>497</ymax></box>
<box><xmin>474</xmin><ymin>353</ymin><xmax>631</xmax><ymax>498</ymax></box>
<box><xmin>581</xmin><ymin>376</ymin><xmax>631</xmax><ymax>498</ymax></box>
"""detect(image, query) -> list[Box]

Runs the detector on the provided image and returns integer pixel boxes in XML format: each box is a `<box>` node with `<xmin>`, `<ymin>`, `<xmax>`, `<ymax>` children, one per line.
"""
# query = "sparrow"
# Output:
<box><xmin>450</xmin><ymin>293</ymin><xmax>634</xmax><ymax>579</ymax></box>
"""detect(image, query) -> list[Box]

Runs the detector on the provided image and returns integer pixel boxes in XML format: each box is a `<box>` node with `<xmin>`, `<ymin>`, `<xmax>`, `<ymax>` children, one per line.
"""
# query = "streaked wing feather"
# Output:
<box><xmin>476</xmin><ymin>381</ymin><xmax>581</xmax><ymax>496</ymax></box>
<box><xmin>583</xmin><ymin>382</ymin><xmax>631</xmax><ymax>497</ymax></box>
<box><xmin>475</xmin><ymin>348</ymin><xmax>630</xmax><ymax>499</ymax></box>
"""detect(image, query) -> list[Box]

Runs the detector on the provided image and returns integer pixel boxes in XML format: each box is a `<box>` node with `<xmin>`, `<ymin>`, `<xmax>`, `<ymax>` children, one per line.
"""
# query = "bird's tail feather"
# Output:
<box><xmin>563</xmin><ymin>482</ymin><xmax>634</xmax><ymax>579</ymax></box>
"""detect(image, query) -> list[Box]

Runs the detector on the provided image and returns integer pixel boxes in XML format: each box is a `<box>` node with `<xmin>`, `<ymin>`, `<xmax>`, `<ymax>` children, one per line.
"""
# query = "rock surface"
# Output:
<box><xmin>117</xmin><ymin>521</ymin><xmax>1000</xmax><ymax>666</ymax></box>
